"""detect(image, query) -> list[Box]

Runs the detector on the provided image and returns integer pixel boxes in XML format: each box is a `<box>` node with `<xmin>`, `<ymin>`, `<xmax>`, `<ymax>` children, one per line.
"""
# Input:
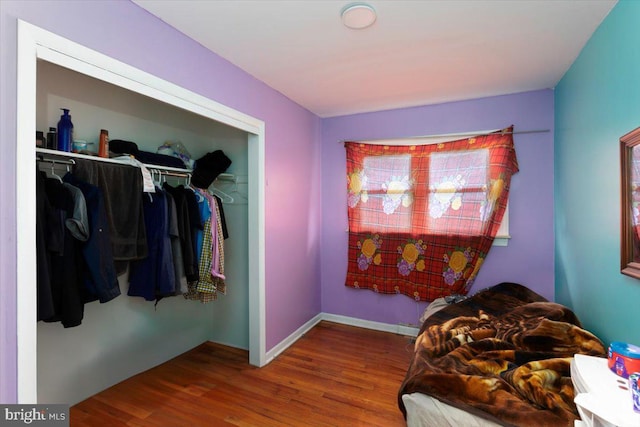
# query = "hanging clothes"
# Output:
<box><xmin>163</xmin><ymin>183</ymin><xmax>200</xmax><ymax>283</ymax></box>
<box><xmin>128</xmin><ymin>187</ymin><xmax>176</xmax><ymax>301</ymax></box>
<box><xmin>63</xmin><ymin>173</ymin><xmax>120</xmax><ymax>304</ymax></box>
<box><xmin>36</xmin><ymin>154</ymin><xmax>234</xmax><ymax>314</ymax></box>
<box><xmin>211</xmin><ymin>195</ymin><xmax>227</xmax><ymax>295</ymax></box>
<box><xmin>184</xmin><ymin>185</ymin><xmax>203</xmax><ymax>278</ymax></box>
<box><xmin>205</xmin><ymin>192</ymin><xmax>225</xmax><ymax>281</ymax></box>
<box><xmin>192</xmin><ymin>186</ymin><xmax>211</xmax><ymax>264</ymax></box>
<box><xmin>41</xmin><ymin>175</ymin><xmax>85</xmax><ymax>327</ymax></box>
<box><xmin>185</xmin><ymin>190</ymin><xmax>227</xmax><ymax>303</ymax></box>
<box><xmin>36</xmin><ymin>171</ymin><xmax>55</xmax><ymax>321</ymax></box>
<box><xmin>62</xmin><ymin>183</ymin><xmax>89</xmax><ymax>242</ymax></box>
<box><xmin>166</xmin><ymin>191</ymin><xmax>188</xmax><ymax>295</ymax></box>
<box><xmin>74</xmin><ymin>159</ymin><xmax>148</xmax><ymax>272</ymax></box>
<box><xmin>214</xmin><ymin>195</ymin><xmax>229</xmax><ymax>240</ymax></box>
<box><xmin>185</xmin><ymin>189</ymin><xmax>216</xmax><ymax>302</ymax></box>
<box><xmin>189</xmin><ymin>216</ymin><xmax>217</xmax><ymax>302</ymax></box>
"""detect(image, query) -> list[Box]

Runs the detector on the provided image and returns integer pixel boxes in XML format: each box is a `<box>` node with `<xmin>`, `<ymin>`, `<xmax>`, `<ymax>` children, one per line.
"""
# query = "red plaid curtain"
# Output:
<box><xmin>345</xmin><ymin>127</ymin><xmax>519</xmax><ymax>302</ymax></box>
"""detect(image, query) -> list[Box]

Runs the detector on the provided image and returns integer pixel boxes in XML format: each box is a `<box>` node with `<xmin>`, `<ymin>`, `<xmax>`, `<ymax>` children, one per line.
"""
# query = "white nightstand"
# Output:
<box><xmin>571</xmin><ymin>354</ymin><xmax>640</xmax><ymax>427</ymax></box>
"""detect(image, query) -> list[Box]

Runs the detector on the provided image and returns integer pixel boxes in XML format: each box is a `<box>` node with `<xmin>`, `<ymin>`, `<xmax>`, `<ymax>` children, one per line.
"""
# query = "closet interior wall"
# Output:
<box><xmin>36</xmin><ymin>61</ymin><xmax>250</xmax><ymax>405</ymax></box>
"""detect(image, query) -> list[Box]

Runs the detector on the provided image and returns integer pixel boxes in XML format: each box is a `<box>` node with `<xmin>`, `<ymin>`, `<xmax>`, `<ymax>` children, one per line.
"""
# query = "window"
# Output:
<box><xmin>344</xmin><ymin>128</ymin><xmax>518</xmax><ymax>301</ymax></box>
<box><xmin>428</xmin><ymin>149</ymin><xmax>490</xmax><ymax>236</ymax></box>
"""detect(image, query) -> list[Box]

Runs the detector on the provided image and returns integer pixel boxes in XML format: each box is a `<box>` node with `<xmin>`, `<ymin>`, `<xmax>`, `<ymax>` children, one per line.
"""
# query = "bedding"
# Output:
<box><xmin>402</xmin><ymin>392</ymin><xmax>502</xmax><ymax>427</ymax></box>
<box><xmin>398</xmin><ymin>282</ymin><xmax>606</xmax><ymax>427</ymax></box>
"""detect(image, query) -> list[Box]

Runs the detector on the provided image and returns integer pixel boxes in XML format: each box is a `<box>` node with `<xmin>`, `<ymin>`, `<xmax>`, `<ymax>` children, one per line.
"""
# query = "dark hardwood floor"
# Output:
<box><xmin>71</xmin><ymin>321</ymin><xmax>415</xmax><ymax>426</ymax></box>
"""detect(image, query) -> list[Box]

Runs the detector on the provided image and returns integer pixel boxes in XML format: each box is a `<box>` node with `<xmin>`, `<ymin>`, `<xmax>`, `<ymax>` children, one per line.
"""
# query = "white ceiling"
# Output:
<box><xmin>133</xmin><ymin>0</ymin><xmax>617</xmax><ymax>118</ymax></box>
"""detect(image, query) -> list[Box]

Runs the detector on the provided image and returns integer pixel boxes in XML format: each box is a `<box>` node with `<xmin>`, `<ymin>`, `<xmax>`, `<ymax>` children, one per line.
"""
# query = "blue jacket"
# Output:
<box><xmin>64</xmin><ymin>173</ymin><xmax>120</xmax><ymax>304</ymax></box>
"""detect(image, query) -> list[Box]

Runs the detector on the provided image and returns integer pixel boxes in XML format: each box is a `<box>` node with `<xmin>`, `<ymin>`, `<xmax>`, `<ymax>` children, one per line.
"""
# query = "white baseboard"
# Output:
<box><xmin>321</xmin><ymin>313</ymin><xmax>419</xmax><ymax>337</ymax></box>
<box><xmin>264</xmin><ymin>313</ymin><xmax>323</xmax><ymax>364</ymax></box>
<box><xmin>264</xmin><ymin>312</ymin><xmax>419</xmax><ymax>365</ymax></box>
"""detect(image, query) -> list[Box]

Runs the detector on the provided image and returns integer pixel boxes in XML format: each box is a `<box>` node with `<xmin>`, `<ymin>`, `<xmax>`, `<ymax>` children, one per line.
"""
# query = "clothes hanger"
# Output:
<box><xmin>184</xmin><ymin>174</ymin><xmax>207</xmax><ymax>203</ymax></box>
<box><xmin>49</xmin><ymin>162</ymin><xmax>63</xmax><ymax>183</ymax></box>
<box><xmin>215</xmin><ymin>175</ymin><xmax>246</xmax><ymax>203</ymax></box>
<box><xmin>150</xmin><ymin>169</ymin><xmax>160</xmax><ymax>187</ymax></box>
<box><xmin>228</xmin><ymin>179</ymin><xmax>248</xmax><ymax>202</ymax></box>
<box><xmin>210</xmin><ymin>187</ymin><xmax>234</xmax><ymax>204</ymax></box>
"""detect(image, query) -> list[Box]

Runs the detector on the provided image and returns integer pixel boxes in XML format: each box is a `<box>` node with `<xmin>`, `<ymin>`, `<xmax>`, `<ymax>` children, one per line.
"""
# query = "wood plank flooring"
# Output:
<box><xmin>70</xmin><ymin>321</ymin><xmax>415</xmax><ymax>426</ymax></box>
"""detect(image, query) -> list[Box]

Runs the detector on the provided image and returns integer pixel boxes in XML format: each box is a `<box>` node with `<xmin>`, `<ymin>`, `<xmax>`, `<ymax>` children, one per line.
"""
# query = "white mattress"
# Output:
<box><xmin>402</xmin><ymin>393</ymin><xmax>502</xmax><ymax>427</ymax></box>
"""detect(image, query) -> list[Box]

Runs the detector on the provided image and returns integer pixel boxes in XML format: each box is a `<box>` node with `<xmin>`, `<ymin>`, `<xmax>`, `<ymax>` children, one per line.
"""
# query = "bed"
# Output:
<box><xmin>397</xmin><ymin>282</ymin><xmax>607</xmax><ymax>427</ymax></box>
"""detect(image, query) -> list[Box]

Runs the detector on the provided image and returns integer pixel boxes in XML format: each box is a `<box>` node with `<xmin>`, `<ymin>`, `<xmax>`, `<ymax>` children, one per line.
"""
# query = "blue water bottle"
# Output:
<box><xmin>57</xmin><ymin>108</ymin><xmax>73</xmax><ymax>152</ymax></box>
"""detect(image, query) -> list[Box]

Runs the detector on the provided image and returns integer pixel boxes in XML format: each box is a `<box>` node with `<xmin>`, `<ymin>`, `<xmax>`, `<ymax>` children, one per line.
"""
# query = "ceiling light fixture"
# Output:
<box><xmin>341</xmin><ymin>3</ymin><xmax>377</xmax><ymax>30</ymax></box>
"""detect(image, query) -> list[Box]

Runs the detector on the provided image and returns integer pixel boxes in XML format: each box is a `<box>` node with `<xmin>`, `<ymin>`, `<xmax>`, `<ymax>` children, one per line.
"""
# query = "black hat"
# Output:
<box><xmin>191</xmin><ymin>150</ymin><xmax>232</xmax><ymax>189</ymax></box>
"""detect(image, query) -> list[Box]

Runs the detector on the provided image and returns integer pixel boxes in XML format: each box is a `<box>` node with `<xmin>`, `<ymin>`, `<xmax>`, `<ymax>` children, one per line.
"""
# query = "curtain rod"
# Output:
<box><xmin>339</xmin><ymin>129</ymin><xmax>550</xmax><ymax>144</ymax></box>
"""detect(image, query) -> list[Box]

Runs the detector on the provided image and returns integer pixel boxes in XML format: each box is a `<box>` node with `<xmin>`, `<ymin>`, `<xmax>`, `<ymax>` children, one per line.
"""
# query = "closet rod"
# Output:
<box><xmin>150</xmin><ymin>169</ymin><xmax>191</xmax><ymax>179</ymax></box>
<box><xmin>35</xmin><ymin>148</ymin><xmax>191</xmax><ymax>174</ymax></box>
<box><xmin>339</xmin><ymin>129</ymin><xmax>550</xmax><ymax>144</ymax></box>
<box><xmin>138</xmin><ymin>162</ymin><xmax>191</xmax><ymax>174</ymax></box>
<box><xmin>36</xmin><ymin>155</ymin><xmax>76</xmax><ymax>166</ymax></box>
<box><xmin>35</xmin><ymin>148</ymin><xmax>237</xmax><ymax>181</ymax></box>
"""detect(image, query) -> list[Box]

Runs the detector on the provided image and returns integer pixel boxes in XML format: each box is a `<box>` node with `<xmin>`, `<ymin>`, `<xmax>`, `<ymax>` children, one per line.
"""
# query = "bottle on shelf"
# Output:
<box><xmin>98</xmin><ymin>129</ymin><xmax>109</xmax><ymax>158</ymax></box>
<box><xmin>56</xmin><ymin>108</ymin><xmax>73</xmax><ymax>152</ymax></box>
<box><xmin>46</xmin><ymin>127</ymin><xmax>57</xmax><ymax>150</ymax></box>
<box><xmin>35</xmin><ymin>131</ymin><xmax>45</xmax><ymax>147</ymax></box>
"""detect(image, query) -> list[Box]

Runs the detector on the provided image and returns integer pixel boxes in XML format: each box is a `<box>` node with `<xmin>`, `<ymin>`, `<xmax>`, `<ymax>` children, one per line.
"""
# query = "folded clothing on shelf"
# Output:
<box><xmin>109</xmin><ymin>139</ymin><xmax>186</xmax><ymax>169</ymax></box>
<box><xmin>135</xmin><ymin>151</ymin><xmax>186</xmax><ymax>169</ymax></box>
<box><xmin>109</xmin><ymin>139</ymin><xmax>139</xmax><ymax>157</ymax></box>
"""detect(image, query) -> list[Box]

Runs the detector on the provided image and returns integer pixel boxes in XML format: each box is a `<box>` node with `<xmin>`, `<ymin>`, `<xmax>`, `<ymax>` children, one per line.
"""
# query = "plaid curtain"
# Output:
<box><xmin>345</xmin><ymin>127</ymin><xmax>519</xmax><ymax>302</ymax></box>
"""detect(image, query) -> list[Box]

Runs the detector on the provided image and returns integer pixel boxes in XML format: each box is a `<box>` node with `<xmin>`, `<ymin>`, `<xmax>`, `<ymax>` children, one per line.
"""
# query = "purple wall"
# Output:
<box><xmin>320</xmin><ymin>90</ymin><xmax>555</xmax><ymax>326</ymax></box>
<box><xmin>0</xmin><ymin>0</ymin><xmax>555</xmax><ymax>405</ymax></box>
<box><xmin>0</xmin><ymin>0</ymin><xmax>321</xmax><ymax>402</ymax></box>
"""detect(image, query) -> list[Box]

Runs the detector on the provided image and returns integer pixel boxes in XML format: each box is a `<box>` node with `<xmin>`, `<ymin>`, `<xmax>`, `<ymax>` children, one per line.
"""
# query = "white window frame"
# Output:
<box><xmin>353</xmin><ymin>131</ymin><xmax>512</xmax><ymax>247</ymax></box>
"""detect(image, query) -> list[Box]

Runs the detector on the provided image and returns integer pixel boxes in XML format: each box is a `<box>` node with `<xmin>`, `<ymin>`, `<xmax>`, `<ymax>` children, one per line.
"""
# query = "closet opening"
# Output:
<box><xmin>16</xmin><ymin>20</ymin><xmax>266</xmax><ymax>404</ymax></box>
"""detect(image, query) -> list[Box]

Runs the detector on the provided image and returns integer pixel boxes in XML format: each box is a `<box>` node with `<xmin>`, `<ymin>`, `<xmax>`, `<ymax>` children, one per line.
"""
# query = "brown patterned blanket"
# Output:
<box><xmin>398</xmin><ymin>283</ymin><xmax>606</xmax><ymax>426</ymax></box>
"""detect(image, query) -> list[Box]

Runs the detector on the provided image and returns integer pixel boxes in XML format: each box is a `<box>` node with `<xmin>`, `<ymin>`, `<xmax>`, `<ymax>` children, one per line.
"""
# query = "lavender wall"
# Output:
<box><xmin>320</xmin><ymin>90</ymin><xmax>555</xmax><ymax>326</ymax></box>
<box><xmin>0</xmin><ymin>0</ymin><xmax>321</xmax><ymax>402</ymax></box>
<box><xmin>0</xmin><ymin>0</ymin><xmax>556</xmax><ymax>405</ymax></box>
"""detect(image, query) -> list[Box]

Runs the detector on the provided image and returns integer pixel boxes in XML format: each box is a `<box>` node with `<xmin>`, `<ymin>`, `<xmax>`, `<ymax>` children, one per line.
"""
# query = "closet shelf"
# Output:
<box><xmin>36</xmin><ymin>147</ymin><xmax>236</xmax><ymax>182</ymax></box>
<box><xmin>36</xmin><ymin>147</ymin><xmax>238</xmax><ymax>195</ymax></box>
<box><xmin>36</xmin><ymin>147</ymin><xmax>191</xmax><ymax>174</ymax></box>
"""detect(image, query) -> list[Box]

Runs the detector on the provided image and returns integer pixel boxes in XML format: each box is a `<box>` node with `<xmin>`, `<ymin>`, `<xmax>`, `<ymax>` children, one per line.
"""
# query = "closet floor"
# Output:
<box><xmin>70</xmin><ymin>321</ymin><xmax>414</xmax><ymax>426</ymax></box>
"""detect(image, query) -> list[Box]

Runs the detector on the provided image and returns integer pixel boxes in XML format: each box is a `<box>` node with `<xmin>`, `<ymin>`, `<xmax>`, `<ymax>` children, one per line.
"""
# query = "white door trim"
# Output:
<box><xmin>16</xmin><ymin>20</ymin><xmax>267</xmax><ymax>402</ymax></box>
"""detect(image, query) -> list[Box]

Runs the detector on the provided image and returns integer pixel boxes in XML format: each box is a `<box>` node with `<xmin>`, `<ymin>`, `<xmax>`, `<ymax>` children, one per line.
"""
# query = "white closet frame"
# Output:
<box><xmin>16</xmin><ymin>20</ymin><xmax>266</xmax><ymax>403</ymax></box>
